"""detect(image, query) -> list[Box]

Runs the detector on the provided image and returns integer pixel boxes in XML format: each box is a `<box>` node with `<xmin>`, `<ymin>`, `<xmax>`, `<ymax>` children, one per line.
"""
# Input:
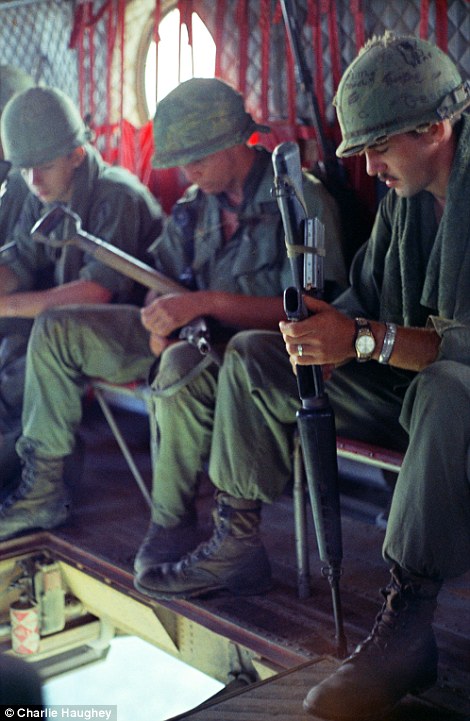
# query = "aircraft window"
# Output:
<box><xmin>140</xmin><ymin>7</ymin><xmax>216</xmax><ymax>120</ymax></box>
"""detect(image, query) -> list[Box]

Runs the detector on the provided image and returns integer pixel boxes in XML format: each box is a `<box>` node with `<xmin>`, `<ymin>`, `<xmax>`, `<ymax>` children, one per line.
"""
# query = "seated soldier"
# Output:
<box><xmin>0</xmin><ymin>77</ymin><xmax>347</xmax><ymax>568</ymax></box>
<box><xmin>0</xmin><ymin>86</ymin><xmax>164</xmax><ymax>494</ymax></box>
<box><xmin>277</xmin><ymin>33</ymin><xmax>470</xmax><ymax>719</ymax></box>
<box><xmin>135</xmin><ymin>39</ymin><xmax>470</xmax><ymax>721</ymax></box>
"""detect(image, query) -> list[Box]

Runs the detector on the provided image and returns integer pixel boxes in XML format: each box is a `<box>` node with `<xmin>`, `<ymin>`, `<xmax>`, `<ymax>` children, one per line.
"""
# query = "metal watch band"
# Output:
<box><xmin>378</xmin><ymin>322</ymin><xmax>397</xmax><ymax>364</ymax></box>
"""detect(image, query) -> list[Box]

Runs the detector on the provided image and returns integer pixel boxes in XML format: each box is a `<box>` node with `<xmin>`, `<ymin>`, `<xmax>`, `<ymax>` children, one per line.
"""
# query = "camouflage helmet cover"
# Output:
<box><xmin>153</xmin><ymin>77</ymin><xmax>270</xmax><ymax>168</ymax></box>
<box><xmin>1</xmin><ymin>86</ymin><xmax>91</xmax><ymax>167</ymax></box>
<box><xmin>334</xmin><ymin>32</ymin><xmax>470</xmax><ymax>157</ymax></box>
<box><xmin>0</xmin><ymin>65</ymin><xmax>34</xmax><ymax>115</ymax></box>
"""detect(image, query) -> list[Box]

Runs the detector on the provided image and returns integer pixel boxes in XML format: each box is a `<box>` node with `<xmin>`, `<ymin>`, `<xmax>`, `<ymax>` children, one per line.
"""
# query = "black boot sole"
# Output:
<box><xmin>133</xmin><ymin>575</ymin><xmax>273</xmax><ymax>601</ymax></box>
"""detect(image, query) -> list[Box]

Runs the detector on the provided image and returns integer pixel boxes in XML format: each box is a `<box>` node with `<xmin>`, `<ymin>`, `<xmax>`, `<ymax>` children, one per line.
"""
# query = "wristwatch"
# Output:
<box><xmin>354</xmin><ymin>317</ymin><xmax>376</xmax><ymax>362</ymax></box>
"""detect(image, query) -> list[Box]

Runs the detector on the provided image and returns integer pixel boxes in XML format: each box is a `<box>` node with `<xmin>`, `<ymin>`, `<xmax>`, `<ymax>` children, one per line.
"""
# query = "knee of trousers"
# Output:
<box><xmin>225</xmin><ymin>329</ymin><xmax>281</xmax><ymax>360</ymax></box>
<box><xmin>402</xmin><ymin>360</ymin><xmax>470</xmax><ymax>429</ymax></box>
<box><xmin>223</xmin><ymin>330</ymin><xmax>288</xmax><ymax>385</ymax></box>
<box><xmin>29</xmin><ymin>308</ymin><xmax>74</xmax><ymax>353</ymax></box>
<box><xmin>153</xmin><ymin>341</ymin><xmax>216</xmax><ymax>397</ymax></box>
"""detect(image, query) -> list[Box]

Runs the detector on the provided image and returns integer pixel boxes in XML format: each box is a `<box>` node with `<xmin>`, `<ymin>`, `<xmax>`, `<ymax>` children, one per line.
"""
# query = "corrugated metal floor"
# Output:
<box><xmin>38</xmin><ymin>401</ymin><xmax>470</xmax><ymax>720</ymax></box>
<box><xmin>167</xmin><ymin>660</ymin><xmax>467</xmax><ymax>721</ymax></box>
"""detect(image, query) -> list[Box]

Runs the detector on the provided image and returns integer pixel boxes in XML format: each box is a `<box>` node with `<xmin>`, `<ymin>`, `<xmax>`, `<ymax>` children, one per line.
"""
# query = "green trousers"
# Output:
<box><xmin>21</xmin><ymin>306</ymin><xmax>155</xmax><ymax>457</ymax></box>
<box><xmin>21</xmin><ymin>312</ymin><xmax>470</xmax><ymax>580</ymax></box>
<box><xmin>385</xmin><ymin>360</ymin><xmax>470</xmax><ymax>579</ymax></box>
<box><xmin>151</xmin><ymin>331</ymin><xmax>470</xmax><ymax>580</ymax></box>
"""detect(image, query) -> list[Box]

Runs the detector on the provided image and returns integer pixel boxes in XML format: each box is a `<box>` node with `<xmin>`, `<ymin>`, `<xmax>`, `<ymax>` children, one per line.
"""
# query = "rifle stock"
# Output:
<box><xmin>31</xmin><ymin>205</ymin><xmax>212</xmax><ymax>356</ymax></box>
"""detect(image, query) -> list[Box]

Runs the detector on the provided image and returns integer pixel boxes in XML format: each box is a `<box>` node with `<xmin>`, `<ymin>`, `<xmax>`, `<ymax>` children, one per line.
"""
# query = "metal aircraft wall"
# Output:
<box><xmin>0</xmin><ymin>0</ymin><xmax>469</xmax><ymax>207</ymax></box>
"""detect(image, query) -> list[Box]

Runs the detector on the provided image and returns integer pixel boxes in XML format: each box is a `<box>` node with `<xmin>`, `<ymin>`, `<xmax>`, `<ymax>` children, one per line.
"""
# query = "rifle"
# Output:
<box><xmin>272</xmin><ymin>141</ymin><xmax>347</xmax><ymax>659</ymax></box>
<box><xmin>279</xmin><ymin>0</ymin><xmax>373</xmax><ymax>267</ymax></box>
<box><xmin>30</xmin><ymin>205</ymin><xmax>215</xmax><ymax>357</ymax></box>
<box><xmin>279</xmin><ymin>0</ymin><xmax>332</xmax><ymax>178</ymax></box>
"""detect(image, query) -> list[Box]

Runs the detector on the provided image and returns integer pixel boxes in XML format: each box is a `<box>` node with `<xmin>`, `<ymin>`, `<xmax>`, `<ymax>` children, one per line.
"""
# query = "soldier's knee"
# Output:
<box><xmin>408</xmin><ymin>361</ymin><xmax>470</xmax><ymax>426</ymax></box>
<box><xmin>154</xmin><ymin>341</ymin><xmax>213</xmax><ymax>395</ymax></box>
<box><xmin>225</xmin><ymin>330</ymin><xmax>280</xmax><ymax>363</ymax></box>
<box><xmin>30</xmin><ymin>308</ymin><xmax>79</xmax><ymax>353</ymax></box>
<box><xmin>30</xmin><ymin>309</ymin><xmax>62</xmax><ymax>347</ymax></box>
<box><xmin>417</xmin><ymin>360</ymin><xmax>470</xmax><ymax>398</ymax></box>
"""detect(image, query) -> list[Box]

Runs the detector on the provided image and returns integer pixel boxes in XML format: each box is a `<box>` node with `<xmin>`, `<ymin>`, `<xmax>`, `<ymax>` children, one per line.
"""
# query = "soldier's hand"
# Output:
<box><xmin>280</xmin><ymin>295</ymin><xmax>356</xmax><ymax>366</ymax></box>
<box><xmin>141</xmin><ymin>292</ymin><xmax>195</xmax><ymax>336</ymax></box>
<box><xmin>148</xmin><ymin>332</ymin><xmax>173</xmax><ymax>357</ymax></box>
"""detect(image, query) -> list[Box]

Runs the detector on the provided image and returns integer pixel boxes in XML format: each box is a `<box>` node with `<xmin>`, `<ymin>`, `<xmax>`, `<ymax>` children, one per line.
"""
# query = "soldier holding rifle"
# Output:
<box><xmin>281</xmin><ymin>33</ymin><xmax>470</xmax><ymax>720</ymax></box>
<box><xmin>0</xmin><ymin>78</ymin><xmax>346</xmax><ymax>559</ymax></box>
<box><xmin>0</xmin><ymin>85</ymin><xmax>163</xmax><ymax>498</ymax></box>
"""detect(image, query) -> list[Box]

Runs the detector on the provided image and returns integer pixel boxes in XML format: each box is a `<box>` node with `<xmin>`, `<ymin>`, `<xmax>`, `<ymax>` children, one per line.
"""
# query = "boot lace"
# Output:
<box><xmin>178</xmin><ymin>507</ymin><xmax>230</xmax><ymax>569</ymax></box>
<box><xmin>354</xmin><ymin>577</ymin><xmax>413</xmax><ymax>655</ymax></box>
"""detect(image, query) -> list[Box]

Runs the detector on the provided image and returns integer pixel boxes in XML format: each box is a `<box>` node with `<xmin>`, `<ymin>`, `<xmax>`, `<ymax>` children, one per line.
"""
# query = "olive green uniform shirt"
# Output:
<box><xmin>0</xmin><ymin>145</ymin><xmax>163</xmax><ymax>485</ymax></box>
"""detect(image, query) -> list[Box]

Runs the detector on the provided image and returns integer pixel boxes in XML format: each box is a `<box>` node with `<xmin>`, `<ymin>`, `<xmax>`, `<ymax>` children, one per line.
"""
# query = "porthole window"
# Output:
<box><xmin>139</xmin><ymin>6</ymin><xmax>216</xmax><ymax>121</ymax></box>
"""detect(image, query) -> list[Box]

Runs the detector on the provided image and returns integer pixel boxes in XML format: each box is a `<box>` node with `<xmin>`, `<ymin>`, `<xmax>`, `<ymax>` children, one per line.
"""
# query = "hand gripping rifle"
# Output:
<box><xmin>30</xmin><ymin>205</ymin><xmax>215</xmax><ymax>357</ymax></box>
<box><xmin>273</xmin><ymin>141</ymin><xmax>347</xmax><ymax>658</ymax></box>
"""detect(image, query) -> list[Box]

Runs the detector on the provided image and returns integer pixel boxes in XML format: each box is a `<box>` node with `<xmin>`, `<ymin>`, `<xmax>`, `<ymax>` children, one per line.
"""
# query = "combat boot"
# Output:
<box><xmin>134</xmin><ymin>491</ymin><xmax>272</xmax><ymax>599</ymax></box>
<box><xmin>303</xmin><ymin>564</ymin><xmax>442</xmax><ymax>720</ymax></box>
<box><xmin>0</xmin><ymin>439</ymin><xmax>70</xmax><ymax>540</ymax></box>
<box><xmin>134</xmin><ymin>509</ymin><xmax>200</xmax><ymax>575</ymax></box>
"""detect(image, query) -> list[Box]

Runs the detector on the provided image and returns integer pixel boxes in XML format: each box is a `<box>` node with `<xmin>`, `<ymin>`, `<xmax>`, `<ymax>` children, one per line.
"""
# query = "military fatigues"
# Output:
<box><xmin>20</xmin><ymin>147</ymin><xmax>346</xmax><ymax>512</ymax></box>
<box><xmin>301</xmin><ymin>34</ymin><xmax>470</xmax><ymax>721</ymax></box>
<box><xmin>0</xmin><ymin>144</ymin><xmax>163</xmax><ymax>485</ymax></box>
<box><xmin>214</xmin><ymin>117</ymin><xmax>470</xmax><ymax>583</ymax></box>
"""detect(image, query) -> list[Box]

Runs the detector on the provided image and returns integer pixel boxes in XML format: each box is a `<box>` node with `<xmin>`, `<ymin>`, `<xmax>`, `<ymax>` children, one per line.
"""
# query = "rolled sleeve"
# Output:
<box><xmin>429</xmin><ymin>315</ymin><xmax>470</xmax><ymax>364</ymax></box>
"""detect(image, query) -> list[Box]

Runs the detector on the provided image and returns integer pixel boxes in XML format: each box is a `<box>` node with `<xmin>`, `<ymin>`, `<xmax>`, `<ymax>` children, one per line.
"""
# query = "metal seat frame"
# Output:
<box><xmin>90</xmin><ymin>379</ymin><xmax>155</xmax><ymax>511</ymax></box>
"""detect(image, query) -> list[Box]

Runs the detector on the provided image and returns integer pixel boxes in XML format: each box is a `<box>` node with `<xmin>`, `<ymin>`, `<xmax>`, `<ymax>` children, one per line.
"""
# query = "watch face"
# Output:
<box><xmin>356</xmin><ymin>335</ymin><xmax>375</xmax><ymax>355</ymax></box>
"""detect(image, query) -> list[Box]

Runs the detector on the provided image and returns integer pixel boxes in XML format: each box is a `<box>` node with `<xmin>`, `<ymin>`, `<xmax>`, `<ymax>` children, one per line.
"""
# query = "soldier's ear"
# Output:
<box><xmin>69</xmin><ymin>146</ymin><xmax>86</xmax><ymax>168</ymax></box>
<box><xmin>424</xmin><ymin>121</ymin><xmax>449</xmax><ymax>146</ymax></box>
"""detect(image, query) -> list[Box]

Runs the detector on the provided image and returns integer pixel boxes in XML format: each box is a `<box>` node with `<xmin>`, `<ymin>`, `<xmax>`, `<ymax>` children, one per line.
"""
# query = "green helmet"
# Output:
<box><xmin>1</xmin><ymin>86</ymin><xmax>90</xmax><ymax>167</ymax></box>
<box><xmin>334</xmin><ymin>32</ymin><xmax>470</xmax><ymax>157</ymax></box>
<box><xmin>153</xmin><ymin>77</ymin><xmax>270</xmax><ymax>168</ymax></box>
<box><xmin>0</xmin><ymin>65</ymin><xmax>34</xmax><ymax>115</ymax></box>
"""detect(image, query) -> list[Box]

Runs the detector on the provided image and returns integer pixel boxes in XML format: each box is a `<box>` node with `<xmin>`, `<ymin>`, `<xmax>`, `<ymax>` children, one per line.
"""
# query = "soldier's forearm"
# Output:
<box><xmin>370</xmin><ymin>321</ymin><xmax>441</xmax><ymax>372</ymax></box>
<box><xmin>203</xmin><ymin>291</ymin><xmax>285</xmax><ymax>331</ymax></box>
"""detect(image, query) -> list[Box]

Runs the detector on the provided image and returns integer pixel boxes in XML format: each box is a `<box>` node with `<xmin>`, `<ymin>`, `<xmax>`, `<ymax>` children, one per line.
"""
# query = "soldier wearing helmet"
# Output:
<box><xmin>278</xmin><ymin>32</ymin><xmax>470</xmax><ymax>719</ymax></box>
<box><xmin>0</xmin><ymin>77</ymin><xmax>347</xmax><ymax>579</ymax></box>
<box><xmin>334</xmin><ymin>31</ymin><xmax>470</xmax><ymax>157</ymax></box>
<box><xmin>0</xmin><ymin>85</ymin><xmax>163</xmax><ymax>497</ymax></box>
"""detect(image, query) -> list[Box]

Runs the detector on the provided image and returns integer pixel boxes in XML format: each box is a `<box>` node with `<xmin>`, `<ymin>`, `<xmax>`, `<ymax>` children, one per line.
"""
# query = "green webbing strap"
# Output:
<box><xmin>285</xmin><ymin>243</ymin><xmax>326</xmax><ymax>258</ymax></box>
